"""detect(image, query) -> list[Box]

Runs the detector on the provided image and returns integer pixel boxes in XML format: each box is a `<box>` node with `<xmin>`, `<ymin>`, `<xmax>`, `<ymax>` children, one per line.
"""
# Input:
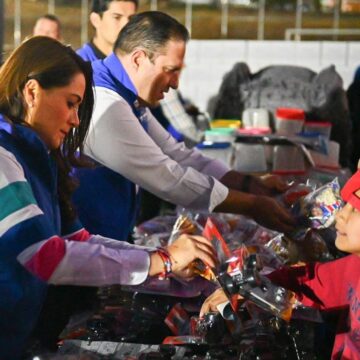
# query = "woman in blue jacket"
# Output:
<box><xmin>0</xmin><ymin>36</ymin><xmax>216</xmax><ymax>360</ymax></box>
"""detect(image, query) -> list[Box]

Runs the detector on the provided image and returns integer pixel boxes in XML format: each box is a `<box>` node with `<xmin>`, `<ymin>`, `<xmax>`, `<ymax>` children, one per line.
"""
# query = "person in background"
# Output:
<box><xmin>0</xmin><ymin>14</ymin><xmax>62</xmax><ymax>132</ymax></box>
<box><xmin>77</xmin><ymin>0</ymin><xmax>137</xmax><ymax>62</ymax></box>
<box><xmin>72</xmin><ymin>11</ymin><xmax>295</xmax><ymax>243</ymax></box>
<box><xmin>76</xmin><ymin>0</ymin><xmax>203</xmax><ymax>148</ymax></box>
<box><xmin>200</xmin><ymin>170</ymin><xmax>360</xmax><ymax>359</ymax></box>
<box><xmin>347</xmin><ymin>67</ymin><xmax>360</xmax><ymax>172</ymax></box>
<box><xmin>155</xmin><ymin>87</ymin><xmax>208</xmax><ymax>146</ymax></box>
<box><xmin>0</xmin><ymin>36</ymin><xmax>217</xmax><ymax>360</ymax></box>
<box><xmin>33</xmin><ymin>14</ymin><xmax>62</xmax><ymax>41</ymax></box>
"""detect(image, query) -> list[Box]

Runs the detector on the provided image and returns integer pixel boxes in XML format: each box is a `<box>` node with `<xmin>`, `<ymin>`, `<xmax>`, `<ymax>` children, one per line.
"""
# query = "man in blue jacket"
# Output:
<box><xmin>72</xmin><ymin>11</ymin><xmax>295</xmax><ymax>241</ymax></box>
<box><xmin>77</xmin><ymin>0</ymin><xmax>137</xmax><ymax>61</ymax></box>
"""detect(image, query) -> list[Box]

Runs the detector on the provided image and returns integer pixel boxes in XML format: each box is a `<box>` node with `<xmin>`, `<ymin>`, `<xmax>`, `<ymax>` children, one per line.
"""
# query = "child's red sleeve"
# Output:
<box><xmin>267</xmin><ymin>256</ymin><xmax>353</xmax><ymax>311</ymax></box>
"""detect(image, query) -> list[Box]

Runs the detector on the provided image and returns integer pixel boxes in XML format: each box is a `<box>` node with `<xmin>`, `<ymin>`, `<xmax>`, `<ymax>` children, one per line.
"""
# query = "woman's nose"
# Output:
<box><xmin>70</xmin><ymin>108</ymin><xmax>80</xmax><ymax>128</ymax></box>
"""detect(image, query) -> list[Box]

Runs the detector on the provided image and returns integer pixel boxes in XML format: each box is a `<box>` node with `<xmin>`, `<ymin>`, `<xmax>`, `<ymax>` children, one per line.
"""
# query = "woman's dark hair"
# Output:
<box><xmin>0</xmin><ymin>36</ymin><xmax>94</xmax><ymax>223</ymax></box>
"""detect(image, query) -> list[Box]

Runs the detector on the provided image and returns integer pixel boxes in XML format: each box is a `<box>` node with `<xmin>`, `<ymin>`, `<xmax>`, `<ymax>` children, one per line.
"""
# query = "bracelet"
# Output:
<box><xmin>157</xmin><ymin>247</ymin><xmax>172</xmax><ymax>280</ymax></box>
<box><xmin>241</xmin><ymin>175</ymin><xmax>252</xmax><ymax>193</ymax></box>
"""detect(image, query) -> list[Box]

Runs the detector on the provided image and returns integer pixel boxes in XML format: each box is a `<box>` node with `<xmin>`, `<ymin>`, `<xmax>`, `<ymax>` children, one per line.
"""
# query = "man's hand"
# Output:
<box><xmin>249</xmin><ymin>174</ymin><xmax>290</xmax><ymax>195</ymax></box>
<box><xmin>220</xmin><ymin>171</ymin><xmax>290</xmax><ymax>196</ymax></box>
<box><xmin>248</xmin><ymin>195</ymin><xmax>295</xmax><ymax>233</ymax></box>
<box><xmin>215</xmin><ymin>190</ymin><xmax>295</xmax><ymax>234</ymax></box>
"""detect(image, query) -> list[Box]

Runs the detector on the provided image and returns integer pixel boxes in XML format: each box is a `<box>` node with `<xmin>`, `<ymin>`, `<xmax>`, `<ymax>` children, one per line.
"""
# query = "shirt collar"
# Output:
<box><xmin>88</xmin><ymin>40</ymin><xmax>107</xmax><ymax>60</ymax></box>
<box><xmin>103</xmin><ymin>53</ymin><xmax>138</xmax><ymax>97</ymax></box>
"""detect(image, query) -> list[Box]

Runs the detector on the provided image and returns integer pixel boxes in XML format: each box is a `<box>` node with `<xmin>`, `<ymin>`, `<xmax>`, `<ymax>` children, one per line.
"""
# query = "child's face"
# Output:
<box><xmin>335</xmin><ymin>188</ymin><xmax>360</xmax><ymax>255</ymax></box>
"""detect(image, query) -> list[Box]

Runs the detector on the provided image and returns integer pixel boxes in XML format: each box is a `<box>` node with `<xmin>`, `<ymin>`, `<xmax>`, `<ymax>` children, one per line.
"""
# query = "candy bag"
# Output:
<box><xmin>290</xmin><ymin>178</ymin><xmax>342</xmax><ymax>241</ymax></box>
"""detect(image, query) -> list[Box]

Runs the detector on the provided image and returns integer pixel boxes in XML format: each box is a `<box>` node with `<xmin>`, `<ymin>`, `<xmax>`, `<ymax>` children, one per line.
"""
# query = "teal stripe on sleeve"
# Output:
<box><xmin>0</xmin><ymin>181</ymin><xmax>37</xmax><ymax>221</ymax></box>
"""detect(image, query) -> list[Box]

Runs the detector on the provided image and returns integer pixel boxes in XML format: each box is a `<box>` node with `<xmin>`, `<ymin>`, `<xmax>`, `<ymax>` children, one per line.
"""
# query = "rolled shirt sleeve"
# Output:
<box><xmin>17</xmin><ymin>232</ymin><xmax>151</xmax><ymax>286</ymax></box>
<box><xmin>49</xmin><ymin>235</ymin><xmax>151</xmax><ymax>286</ymax></box>
<box><xmin>0</xmin><ymin>145</ymin><xmax>152</xmax><ymax>287</ymax></box>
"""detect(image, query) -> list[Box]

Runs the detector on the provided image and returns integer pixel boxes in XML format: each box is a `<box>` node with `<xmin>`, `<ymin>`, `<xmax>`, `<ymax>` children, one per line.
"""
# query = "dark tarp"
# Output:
<box><xmin>209</xmin><ymin>63</ymin><xmax>352</xmax><ymax>168</ymax></box>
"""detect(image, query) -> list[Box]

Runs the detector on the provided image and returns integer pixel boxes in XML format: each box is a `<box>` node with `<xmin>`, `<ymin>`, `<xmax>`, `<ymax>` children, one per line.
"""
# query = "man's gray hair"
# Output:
<box><xmin>114</xmin><ymin>11</ymin><xmax>189</xmax><ymax>59</ymax></box>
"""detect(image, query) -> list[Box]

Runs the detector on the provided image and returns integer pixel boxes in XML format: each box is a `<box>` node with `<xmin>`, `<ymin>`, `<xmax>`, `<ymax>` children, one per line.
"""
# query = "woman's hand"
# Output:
<box><xmin>167</xmin><ymin>234</ymin><xmax>218</xmax><ymax>279</ymax></box>
<box><xmin>149</xmin><ymin>234</ymin><xmax>217</xmax><ymax>279</ymax></box>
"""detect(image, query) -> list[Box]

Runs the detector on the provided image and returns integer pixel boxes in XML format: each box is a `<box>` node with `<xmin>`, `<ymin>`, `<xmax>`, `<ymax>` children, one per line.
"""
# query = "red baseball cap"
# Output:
<box><xmin>341</xmin><ymin>170</ymin><xmax>360</xmax><ymax>210</ymax></box>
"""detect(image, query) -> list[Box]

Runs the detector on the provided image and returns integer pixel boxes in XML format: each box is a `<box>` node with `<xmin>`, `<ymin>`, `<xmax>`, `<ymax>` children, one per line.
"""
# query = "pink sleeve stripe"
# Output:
<box><xmin>25</xmin><ymin>236</ymin><xmax>66</xmax><ymax>281</ymax></box>
<box><xmin>64</xmin><ymin>228</ymin><xmax>90</xmax><ymax>242</ymax></box>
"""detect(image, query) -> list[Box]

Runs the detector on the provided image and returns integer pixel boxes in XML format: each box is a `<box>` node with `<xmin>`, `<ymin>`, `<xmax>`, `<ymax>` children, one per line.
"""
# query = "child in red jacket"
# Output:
<box><xmin>201</xmin><ymin>170</ymin><xmax>360</xmax><ymax>359</ymax></box>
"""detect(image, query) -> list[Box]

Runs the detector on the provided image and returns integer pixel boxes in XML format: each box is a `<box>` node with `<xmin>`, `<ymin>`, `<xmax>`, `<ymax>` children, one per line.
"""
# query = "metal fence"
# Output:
<box><xmin>2</xmin><ymin>0</ymin><xmax>360</xmax><ymax>56</ymax></box>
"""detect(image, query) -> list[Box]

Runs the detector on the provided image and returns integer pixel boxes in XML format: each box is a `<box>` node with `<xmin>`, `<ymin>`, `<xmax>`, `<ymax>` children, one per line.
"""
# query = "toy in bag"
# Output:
<box><xmin>186</xmin><ymin>218</ymin><xmax>297</xmax><ymax>321</ymax></box>
<box><xmin>218</xmin><ymin>252</ymin><xmax>297</xmax><ymax>322</ymax></box>
<box><xmin>289</xmin><ymin>178</ymin><xmax>342</xmax><ymax>242</ymax></box>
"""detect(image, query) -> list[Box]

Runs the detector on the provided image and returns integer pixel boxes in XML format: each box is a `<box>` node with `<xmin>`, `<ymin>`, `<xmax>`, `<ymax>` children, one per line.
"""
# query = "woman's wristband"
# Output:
<box><xmin>156</xmin><ymin>247</ymin><xmax>172</xmax><ymax>280</ymax></box>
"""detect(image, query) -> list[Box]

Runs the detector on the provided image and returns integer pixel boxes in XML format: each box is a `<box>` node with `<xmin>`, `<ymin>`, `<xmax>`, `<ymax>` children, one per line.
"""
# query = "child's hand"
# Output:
<box><xmin>200</xmin><ymin>288</ymin><xmax>244</xmax><ymax>318</ymax></box>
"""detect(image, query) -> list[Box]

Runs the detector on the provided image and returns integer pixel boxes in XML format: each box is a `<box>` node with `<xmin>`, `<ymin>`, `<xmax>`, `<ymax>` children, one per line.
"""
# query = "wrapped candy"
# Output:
<box><xmin>280</xmin><ymin>182</ymin><xmax>313</xmax><ymax>207</ymax></box>
<box><xmin>168</xmin><ymin>211</ymin><xmax>200</xmax><ymax>244</ymax></box>
<box><xmin>190</xmin><ymin>217</ymin><xmax>232</xmax><ymax>283</ymax></box>
<box><xmin>265</xmin><ymin>234</ymin><xmax>290</xmax><ymax>264</ymax></box>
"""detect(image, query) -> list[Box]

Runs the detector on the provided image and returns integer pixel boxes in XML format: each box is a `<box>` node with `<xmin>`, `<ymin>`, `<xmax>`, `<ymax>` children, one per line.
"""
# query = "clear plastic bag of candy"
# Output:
<box><xmin>279</xmin><ymin>182</ymin><xmax>313</xmax><ymax>207</ymax></box>
<box><xmin>133</xmin><ymin>216</ymin><xmax>178</xmax><ymax>246</ymax></box>
<box><xmin>290</xmin><ymin>178</ymin><xmax>342</xmax><ymax>241</ymax></box>
<box><xmin>189</xmin><ymin>217</ymin><xmax>232</xmax><ymax>283</ymax></box>
<box><xmin>265</xmin><ymin>234</ymin><xmax>290</xmax><ymax>265</ymax></box>
<box><xmin>167</xmin><ymin>210</ymin><xmax>201</xmax><ymax>244</ymax></box>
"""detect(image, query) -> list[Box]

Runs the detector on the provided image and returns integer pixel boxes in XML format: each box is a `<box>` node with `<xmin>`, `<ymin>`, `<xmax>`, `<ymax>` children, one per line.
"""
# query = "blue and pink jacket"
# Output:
<box><xmin>0</xmin><ymin>124</ymin><xmax>150</xmax><ymax>359</ymax></box>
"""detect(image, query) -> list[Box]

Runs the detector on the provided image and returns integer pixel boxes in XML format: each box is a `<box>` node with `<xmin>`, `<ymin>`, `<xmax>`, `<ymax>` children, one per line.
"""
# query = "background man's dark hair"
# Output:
<box><xmin>114</xmin><ymin>11</ymin><xmax>189</xmax><ymax>59</ymax></box>
<box><xmin>91</xmin><ymin>0</ymin><xmax>138</xmax><ymax>15</ymax></box>
<box><xmin>35</xmin><ymin>13</ymin><xmax>62</xmax><ymax>29</ymax></box>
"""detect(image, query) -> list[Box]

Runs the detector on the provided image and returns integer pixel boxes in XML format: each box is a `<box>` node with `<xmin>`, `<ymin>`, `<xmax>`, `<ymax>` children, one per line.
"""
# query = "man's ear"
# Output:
<box><xmin>130</xmin><ymin>49</ymin><xmax>148</xmax><ymax>71</ymax></box>
<box><xmin>90</xmin><ymin>12</ymin><xmax>101</xmax><ymax>29</ymax></box>
<box><xmin>23</xmin><ymin>79</ymin><xmax>40</xmax><ymax>108</ymax></box>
